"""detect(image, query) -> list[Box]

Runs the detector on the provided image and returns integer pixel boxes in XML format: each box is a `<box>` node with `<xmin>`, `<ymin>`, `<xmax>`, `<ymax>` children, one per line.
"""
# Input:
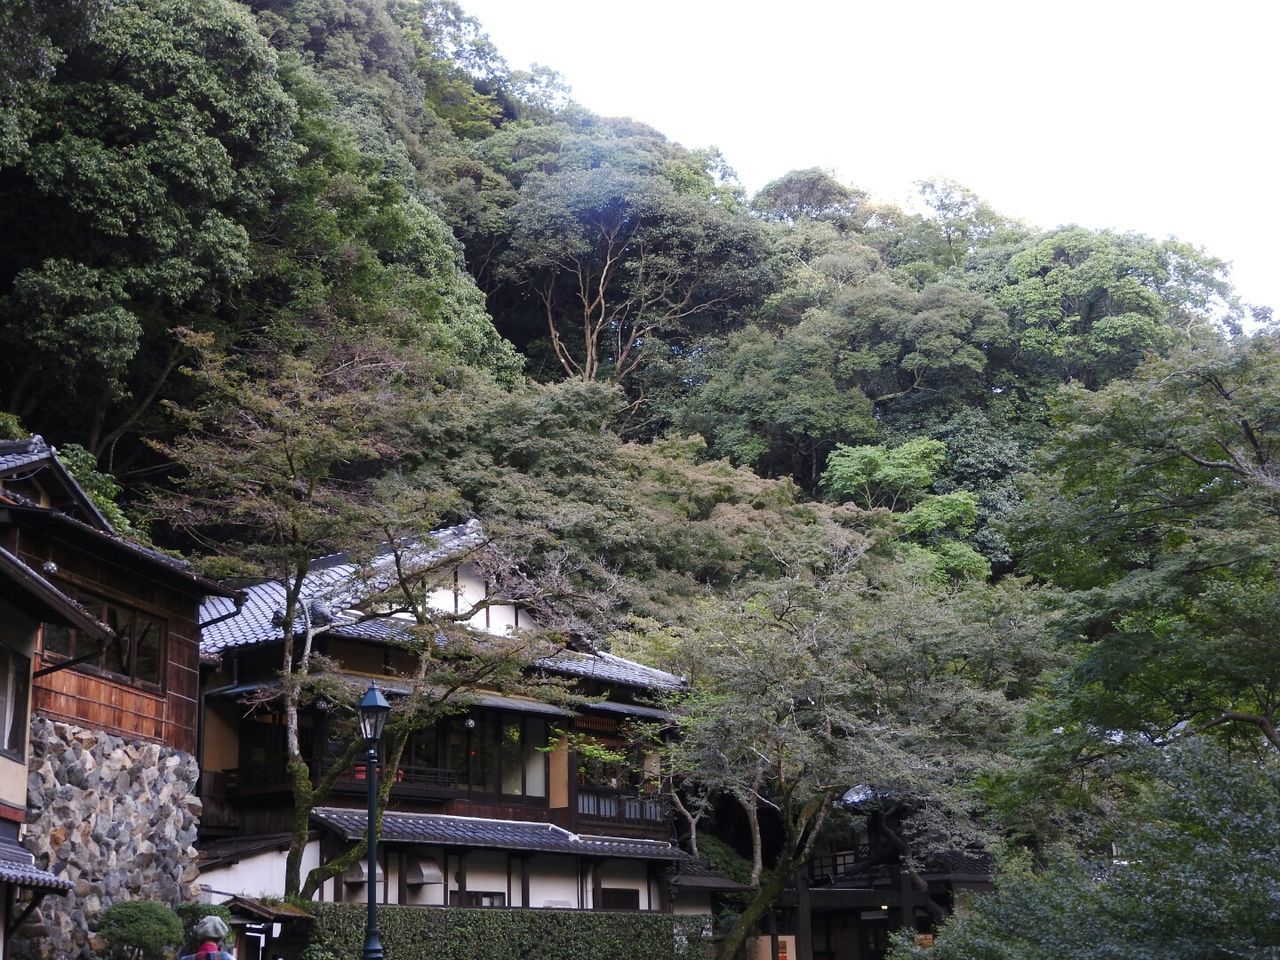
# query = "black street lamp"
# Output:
<box><xmin>358</xmin><ymin>682</ymin><xmax>391</xmax><ymax>960</ymax></box>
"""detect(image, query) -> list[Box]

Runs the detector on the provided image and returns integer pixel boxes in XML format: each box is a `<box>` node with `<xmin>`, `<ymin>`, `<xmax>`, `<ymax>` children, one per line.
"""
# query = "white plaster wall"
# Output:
<box><xmin>486</xmin><ymin>601</ymin><xmax>517</xmax><ymax>635</ymax></box>
<box><xmin>457</xmin><ymin>567</ymin><xmax>486</xmax><ymax>627</ymax></box>
<box><xmin>201</xmin><ymin>841</ymin><xmax>321</xmax><ymax>901</ymax></box>
<box><xmin>415</xmin><ymin>562</ymin><xmax>536</xmax><ymax>638</ymax></box>
<box><xmin>402</xmin><ymin>846</ymin><xmax>446</xmax><ymax>906</ymax></box>
<box><xmin>527</xmin><ymin>854</ymin><xmax>579</xmax><ymax>909</ymax></box>
<box><xmin>454</xmin><ymin>849</ymin><xmax>508</xmax><ymax>902</ymax></box>
<box><xmin>426</xmin><ymin>584</ymin><xmax>457</xmax><ymax>616</ymax></box>
<box><xmin>672</xmin><ymin>892</ymin><xmax>713</xmax><ymax>916</ymax></box>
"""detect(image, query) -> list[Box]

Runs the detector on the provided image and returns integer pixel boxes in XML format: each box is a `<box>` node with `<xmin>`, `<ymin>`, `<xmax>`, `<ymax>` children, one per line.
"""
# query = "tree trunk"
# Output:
<box><xmin>716</xmin><ymin>869</ymin><xmax>789</xmax><ymax>960</ymax></box>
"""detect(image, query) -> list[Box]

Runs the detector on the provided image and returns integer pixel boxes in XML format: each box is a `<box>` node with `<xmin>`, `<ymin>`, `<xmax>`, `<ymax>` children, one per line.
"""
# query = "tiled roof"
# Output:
<box><xmin>199</xmin><ymin>522</ymin><xmax>685</xmax><ymax>696</ymax></box>
<box><xmin>0</xmin><ymin>838</ymin><xmax>72</xmax><ymax>893</ymax></box>
<box><xmin>922</xmin><ymin>850</ymin><xmax>993</xmax><ymax>880</ymax></box>
<box><xmin>0</xmin><ymin>859</ymin><xmax>74</xmax><ymax>893</ymax></box>
<box><xmin>312</xmin><ymin>808</ymin><xmax>686</xmax><ymax>861</ymax></box>
<box><xmin>198</xmin><ymin>832</ymin><xmax>299</xmax><ymax>871</ymax></box>
<box><xmin>200</xmin><ymin>521</ymin><xmax>487</xmax><ymax>655</ymax></box>
<box><xmin>667</xmin><ymin>858</ymin><xmax>749</xmax><ymax>891</ymax></box>
<box><xmin>0</xmin><ymin>437</ymin><xmax>51</xmax><ymax>474</ymax></box>
<box><xmin>222</xmin><ymin>895</ymin><xmax>313</xmax><ymax>922</ymax></box>
<box><xmin>0</xmin><ymin>437</ymin><xmax>112</xmax><ymax>531</ymax></box>
<box><xmin>580</xmin><ymin>700</ymin><xmax>672</xmax><ymax>722</ymax></box>
<box><xmin>536</xmin><ymin>648</ymin><xmax>684</xmax><ymax>691</ymax></box>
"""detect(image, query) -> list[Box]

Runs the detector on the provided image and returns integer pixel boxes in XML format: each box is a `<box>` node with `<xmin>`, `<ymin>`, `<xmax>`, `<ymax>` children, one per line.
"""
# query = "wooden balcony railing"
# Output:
<box><xmin>224</xmin><ymin>758</ymin><xmax>459</xmax><ymax>799</ymax></box>
<box><xmin>807</xmin><ymin>844</ymin><xmax>892</xmax><ymax>881</ymax></box>
<box><xmin>576</xmin><ymin>787</ymin><xmax>670</xmax><ymax>837</ymax></box>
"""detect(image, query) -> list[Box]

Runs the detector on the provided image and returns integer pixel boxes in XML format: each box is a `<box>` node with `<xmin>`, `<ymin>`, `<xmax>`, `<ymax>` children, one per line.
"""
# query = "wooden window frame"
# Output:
<box><xmin>0</xmin><ymin>646</ymin><xmax>30</xmax><ymax>762</ymax></box>
<box><xmin>41</xmin><ymin>586</ymin><xmax>166</xmax><ymax>693</ymax></box>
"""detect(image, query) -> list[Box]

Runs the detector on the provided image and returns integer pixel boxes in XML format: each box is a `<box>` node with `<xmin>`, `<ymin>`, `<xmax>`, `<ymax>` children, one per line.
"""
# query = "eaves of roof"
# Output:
<box><xmin>0</xmin><ymin>545</ymin><xmax>113</xmax><ymax>640</ymax></box>
<box><xmin>0</xmin><ymin>438</ymin><xmax>113</xmax><ymax>532</ymax></box>
<box><xmin>311</xmin><ymin>807</ymin><xmax>686</xmax><ymax>862</ymax></box>
<box><xmin>0</xmin><ymin>502</ymin><xmax>239</xmax><ymax>600</ymax></box>
<box><xmin>0</xmin><ymin>837</ymin><xmax>72</xmax><ymax>893</ymax></box>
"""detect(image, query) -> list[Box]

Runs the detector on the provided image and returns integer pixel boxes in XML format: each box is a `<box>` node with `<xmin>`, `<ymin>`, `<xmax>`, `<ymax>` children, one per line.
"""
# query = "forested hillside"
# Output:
<box><xmin>1</xmin><ymin>0</ymin><xmax>1277</xmax><ymax>956</ymax></box>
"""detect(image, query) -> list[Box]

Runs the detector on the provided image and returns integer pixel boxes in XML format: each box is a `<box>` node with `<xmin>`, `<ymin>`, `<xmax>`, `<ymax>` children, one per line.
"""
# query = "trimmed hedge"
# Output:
<box><xmin>306</xmin><ymin>903</ymin><xmax>713</xmax><ymax>960</ymax></box>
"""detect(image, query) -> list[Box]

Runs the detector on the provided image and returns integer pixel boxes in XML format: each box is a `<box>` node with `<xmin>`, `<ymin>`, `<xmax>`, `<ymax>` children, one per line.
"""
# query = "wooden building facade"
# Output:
<box><xmin>0</xmin><ymin>439</ymin><xmax>238</xmax><ymax>755</ymax></box>
<box><xmin>194</xmin><ymin>530</ymin><xmax>735</xmax><ymax>921</ymax></box>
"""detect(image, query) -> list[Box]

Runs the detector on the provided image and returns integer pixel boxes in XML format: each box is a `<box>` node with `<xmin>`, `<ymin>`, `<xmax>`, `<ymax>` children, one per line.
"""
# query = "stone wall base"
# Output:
<box><xmin>15</xmin><ymin>717</ymin><xmax>202</xmax><ymax>960</ymax></box>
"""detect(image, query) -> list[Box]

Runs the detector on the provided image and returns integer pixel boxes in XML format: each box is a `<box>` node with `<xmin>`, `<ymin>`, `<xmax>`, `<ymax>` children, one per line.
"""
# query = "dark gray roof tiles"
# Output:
<box><xmin>0</xmin><ymin>837</ymin><xmax>72</xmax><ymax>893</ymax></box>
<box><xmin>535</xmin><ymin>648</ymin><xmax>684</xmax><ymax>691</ymax></box>
<box><xmin>667</xmin><ymin>858</ymin><xmax>749</xmax><ymax>891</ymax></box>
<box><xmin>200</xmin><ymin>521</ymin><xmax>486</xmax><ymax>655</ymax></box>
<box><xmin>311</xmin><ymin>807</ymin><xmax>686</xmax><ymax>861</ymax></box>
<box><xmin>0</xmin><ymin>438</ymin><xmax>51</xmax><ymax>474</ymax></box>
<box><xmin>0</xmin><ymin>437</ymin><xmax>113</xmax><ymax>531</ymax></box>
<box><xmin>328</xmin><ymin>617</ymin><xmax>418</xmax><ymax>644</ymax></box>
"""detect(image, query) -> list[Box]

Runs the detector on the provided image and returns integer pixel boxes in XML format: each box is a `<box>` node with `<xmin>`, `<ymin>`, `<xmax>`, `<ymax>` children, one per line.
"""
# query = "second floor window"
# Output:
<box><xmin>448</xmin><ymin>714</ymin><xmax>547</xmax><ymax>800</ymax></box>
<box><xmin>0</xmin><ymin>645</ymin><xmax>30</xmax><ymax>760</ymax></box>
<box><xmin>43</xmin><ymin>589</ymin><xmax>164</xmax><ymax>690</ymax></box>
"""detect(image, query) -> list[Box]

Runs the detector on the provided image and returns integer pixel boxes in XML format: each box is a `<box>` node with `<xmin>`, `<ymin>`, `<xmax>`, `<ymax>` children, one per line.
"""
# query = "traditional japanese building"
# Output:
<box><xmin>194</xmin><ymin>528</ymin><xmax>735</xmax><ymax>934</ymax></box>
<box><xmin>0</xmin><ymin>438</ymin><xmax>240</xmax><ymax>959</ymax></box>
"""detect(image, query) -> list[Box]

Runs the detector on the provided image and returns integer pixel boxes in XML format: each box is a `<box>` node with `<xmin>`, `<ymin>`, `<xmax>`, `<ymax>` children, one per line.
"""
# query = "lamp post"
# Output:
<box><xmin>358</xmin><ymin>682</ymin><xmax>391</xmax><ymax>960</ymax></box>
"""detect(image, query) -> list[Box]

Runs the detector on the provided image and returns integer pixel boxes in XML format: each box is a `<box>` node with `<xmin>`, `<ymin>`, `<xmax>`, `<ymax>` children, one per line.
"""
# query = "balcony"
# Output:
<box><xmin>223</xmin><ymin>757</ymin><xmax>459</xmax><ymax>801</ymax></box>
<box><xmin>807</xmin><ymin>844</ymin><xmax>893</xmax><ymax>883</ymax></box>
<box><xmin>575</xmin><ymin>787</ymin><xmax>670</xmax><ymax>839</ymax></box>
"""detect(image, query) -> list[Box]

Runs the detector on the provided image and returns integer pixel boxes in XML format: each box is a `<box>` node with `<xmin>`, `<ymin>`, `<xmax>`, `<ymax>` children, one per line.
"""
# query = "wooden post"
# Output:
<box><xmin>898</xmin><ymin>866</ymin><xmax>916</xmax><ymax>933</ymax></box>
<box><xmin>796</xmin><ymin>872</ymin><xmax>813</xmax><ymax>960</ymax></box>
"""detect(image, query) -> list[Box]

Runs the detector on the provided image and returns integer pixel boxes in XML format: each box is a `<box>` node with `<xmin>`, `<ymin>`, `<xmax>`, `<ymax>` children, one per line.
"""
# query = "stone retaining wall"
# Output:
<box><xmin>17</xmin><ymin>717</ymin><xmax>202</xmax><ymax>959</ymax></box>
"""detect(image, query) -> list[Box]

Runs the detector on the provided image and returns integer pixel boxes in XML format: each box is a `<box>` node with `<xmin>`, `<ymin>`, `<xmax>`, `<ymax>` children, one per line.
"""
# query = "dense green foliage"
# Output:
<box><xmin>891</xmin><ymin>744</ymin><xmax>1280</xmax><ymax>960</ymax></box>
<box><xmin>305</xmin><ymin>903</ymin><xmax>712</xmax><ymax>960</ymax></box>
<box><xmin>3</xmin><ymin>0</ymin><xmax>1275</xmax><ymax>954</ymax></box>
<box><xmin>98</xmin><ymin>901</ymin><xmax>185</xmax><ymax>960</ymax></box>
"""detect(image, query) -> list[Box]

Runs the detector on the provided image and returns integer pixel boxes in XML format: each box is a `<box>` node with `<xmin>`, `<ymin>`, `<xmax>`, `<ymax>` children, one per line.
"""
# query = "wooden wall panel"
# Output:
<box><xmin>17</xmin><ymin>526</ymin><xmax>205</xmax><ymax>755</ymax></box>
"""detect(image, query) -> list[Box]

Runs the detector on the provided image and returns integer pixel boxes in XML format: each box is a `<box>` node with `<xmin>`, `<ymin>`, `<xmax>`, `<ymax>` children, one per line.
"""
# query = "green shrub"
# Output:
<box><xmin>99</xmin><ymin>901</ymin><xmax>185</xmax><ymax>960</ymax></box>
<box><xmin>306</xmin><ymin>903</ymin><xmax>712</xmax><ymax>960</ymax></box>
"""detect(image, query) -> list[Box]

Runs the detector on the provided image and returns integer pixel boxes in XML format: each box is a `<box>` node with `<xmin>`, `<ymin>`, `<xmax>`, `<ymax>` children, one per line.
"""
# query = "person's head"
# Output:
<box><xmin>193</xmin><ymin>916</ymin><xmax>230</xmax><ymax>942</ymax></box>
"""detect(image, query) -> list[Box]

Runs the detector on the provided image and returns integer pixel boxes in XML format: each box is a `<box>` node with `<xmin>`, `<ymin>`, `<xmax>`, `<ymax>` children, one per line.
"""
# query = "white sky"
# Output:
<box><xmin>462</xmin><ymin>0</ymin><xmax>1279</xmax><ymax>313</ymax></box>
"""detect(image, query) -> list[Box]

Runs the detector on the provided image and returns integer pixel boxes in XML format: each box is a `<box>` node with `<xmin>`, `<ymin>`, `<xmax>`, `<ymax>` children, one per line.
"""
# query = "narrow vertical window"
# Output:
<box><xmin>0</xmin><ymin>647</ymin><xmax>30</xmax><ymax>759</ymax></box>
<box><xmin>500</xmin><ymin>719</ymin><xmax>523</xmax><ymax>795</ymax></box>
<box><xmin>524</xmin><ymin>719</ymin><xmax>547</xmax><ymax>798</ymax></box>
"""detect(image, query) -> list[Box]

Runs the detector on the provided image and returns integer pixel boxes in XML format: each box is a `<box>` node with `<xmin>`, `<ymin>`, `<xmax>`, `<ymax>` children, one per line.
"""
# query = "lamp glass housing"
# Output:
<box><xmin>357</xmin><ymin>682</ymin><xmax>391</xmax><ymax>743</ymax></box>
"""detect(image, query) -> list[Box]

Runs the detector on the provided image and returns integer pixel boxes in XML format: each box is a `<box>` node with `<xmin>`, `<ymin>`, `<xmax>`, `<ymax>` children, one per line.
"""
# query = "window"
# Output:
<box><xmin>447</xmin><ymin>714</ymin><xmax>548</xmax><ymax>799</ymax></box>
<box><xmin>0</xmin><ymin>646</ymin><xmax>30</xmax><ymax>760</ymax></box>
<box><xmin>42</xmin><ymin>588</ymin><xmax>164</xmax><ymax>690</ymax></box>
<box><xmin>449</xmin><ymin>891</ymin><xmax>505</xmax><ymax>907</ymax></box>
<box><xmin>598</xmin><ymin>888</ymin><xmax>640</xmax><ymax>911</ymax></box>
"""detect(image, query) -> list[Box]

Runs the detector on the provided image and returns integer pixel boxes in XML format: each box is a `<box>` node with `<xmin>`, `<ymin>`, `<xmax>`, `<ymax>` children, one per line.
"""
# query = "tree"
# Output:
<box><xmin>808</xmin><ymin>279</ymin><xmax>1011</xmax><ymax>408</ymax></box>
<box><xmin>892</xmin><ymin>743</ymin><xmax>1280</xmax><ymax>960</ymax></box>
<box><xmin>654</xmin><ymin>546</ymin><xmax>1054</xmax><ymax>960</ymax></box>
<box><xmin>751</xmin><ymin>168</ymin><xmax>867</xmax><ymax>227</ymax></box>
<box><xmin>99</xmin><ymin>901</ymin><xmax>184</xmax><ymax>960</ymax></box>
<box><xmin>500</xmin><ymin>162</ymin><xmax>770</xmax><ymax>383</ymax></box>
<box><xmin>0</xmin><ymin>0</ymin><xmax>296</xmax><ymax>448</ymax></box>
<box><xmin>1013</xmin><ymin>332</ymin><xmax>1280</xmax><ymax>756</ymax></box>
<box><xmin>976</xmin><ymin>227</ymin><xmax>1239</xmax><ymax>389</ymax></box>
<box><xmin>0</xmin><ymin>0</ymin><xmax>104</xmax><ymax>165</ymax></box>
<box><xmin>682</xmin><ymin>325</ymin><xmax>877</xmax><ymax>485</ymax></box>
<box><xmin>915</xmin><ymin>179</ymin><xmax>1006</xmax><ymax>268</ymax></box>
<box><xmin>155</xmin><ymin>320</ymin><xmax>582</xmax><ymax>898</ymax></box>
